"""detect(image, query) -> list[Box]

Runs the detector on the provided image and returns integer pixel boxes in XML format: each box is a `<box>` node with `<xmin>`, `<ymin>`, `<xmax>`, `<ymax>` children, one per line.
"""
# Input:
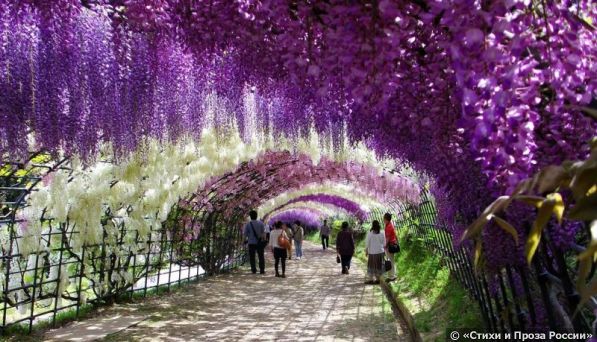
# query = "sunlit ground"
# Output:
<box><xmin>43</xmin><ymin>242</ymin><xmax>409</xmax><ymax>342</ymax></box>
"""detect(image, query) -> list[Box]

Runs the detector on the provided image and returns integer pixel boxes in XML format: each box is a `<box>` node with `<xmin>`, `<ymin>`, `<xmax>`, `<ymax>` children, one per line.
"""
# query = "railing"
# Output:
<box><xmin>0</xmin><ymin>156</ymin><xmax>247</xmax><ymax>334</ymax></box>
<box><xmin>2</xmin><ymin>154</ymin><xmax>593</xmax><ymax>337</ymax></box>
<box><xmin>369</xmin><ymin>191</ymin><xmax>594</xmax><ymax>336</ymax></box>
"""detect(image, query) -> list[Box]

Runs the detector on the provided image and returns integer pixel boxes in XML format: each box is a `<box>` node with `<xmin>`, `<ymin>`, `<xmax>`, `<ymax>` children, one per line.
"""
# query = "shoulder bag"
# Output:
<box><xmin>250</xmin><ymin>222</ymin><xmax>268</xmax><ymax>249</ymax></box>
<box><xmin>277</xmin><ymin>231</ymin><xmax>290</xmax><ymax>249</ymax></box>
<box><xmin>385</xmin><ymin>259</ymin><xmax>392</xmax><ymax>272</ymax></box>
<box><xmin>388</xmin><ymin>241</ymin><xmax>400</xmax><ymax>254</ymax></box>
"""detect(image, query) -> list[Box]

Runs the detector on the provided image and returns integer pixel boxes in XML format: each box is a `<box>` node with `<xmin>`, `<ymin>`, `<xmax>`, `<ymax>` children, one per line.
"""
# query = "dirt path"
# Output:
<box><xmin>46</xmin><ymin>241</ymin><xmax>411</xmax><ymax>341</ymax></box>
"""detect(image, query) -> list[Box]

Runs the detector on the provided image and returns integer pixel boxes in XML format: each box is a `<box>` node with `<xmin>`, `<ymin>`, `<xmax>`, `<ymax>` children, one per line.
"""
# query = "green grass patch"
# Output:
<box><xmin>390</xmin><ymin>236</ymin><xmax>483</xmax><ymax>341</ymax></box>
<box><xmin>0</xmin><ymin>303</ymin><xmax>96</xmax><ymax>341</ymax></box>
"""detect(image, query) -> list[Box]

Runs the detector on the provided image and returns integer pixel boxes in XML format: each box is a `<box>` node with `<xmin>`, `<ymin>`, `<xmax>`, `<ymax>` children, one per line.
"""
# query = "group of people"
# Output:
<box><xmin>334</xmin><ymin>213</ymin><xmax>398</xmax><ymax>284</ymax></box>
<box><xmin>243</xmin><ymin>210</ymin><xmax>399</xmax><ymax>284</ymax></box>
<box><xmin>243</xmin><ymin>210</ymin><xmax>305</xmax><ymax>278</ymax></box>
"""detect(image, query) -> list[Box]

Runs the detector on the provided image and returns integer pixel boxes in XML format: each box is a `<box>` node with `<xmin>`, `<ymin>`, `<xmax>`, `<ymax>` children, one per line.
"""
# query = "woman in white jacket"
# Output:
<box><xmin>269</xmin><ymin>221</ymin><xmax>290</xmax><ymax>278</ymax></box>
<box><xmin>365</xmin><ymin>220</ymin><xmax>386</xmax><ymax>284</ymax></box>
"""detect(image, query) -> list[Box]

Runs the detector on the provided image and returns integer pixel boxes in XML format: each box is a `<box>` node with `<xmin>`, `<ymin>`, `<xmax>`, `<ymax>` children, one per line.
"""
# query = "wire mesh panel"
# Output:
<box><xmin>0</xmin><ymin>155</ymin><xmax>247</xmax><ymax>334</ymax></box>
<box><xmin>390</xmin><ymin>191</ymin><xmax>593</xmax><ymax>335</ymax></box>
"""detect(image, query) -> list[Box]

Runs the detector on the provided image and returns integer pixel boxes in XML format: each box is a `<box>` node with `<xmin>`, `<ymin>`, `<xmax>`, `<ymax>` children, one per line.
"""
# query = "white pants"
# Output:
<box><xmin>385</xmin><ymin>249</ymin><xmax>396</xmax><ymax>278</ymax></box>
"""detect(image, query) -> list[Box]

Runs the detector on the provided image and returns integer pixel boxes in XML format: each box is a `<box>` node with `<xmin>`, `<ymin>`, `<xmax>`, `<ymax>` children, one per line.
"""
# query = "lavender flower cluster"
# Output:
<box><xmin>1</xmin><ymin>1</ymin><xmax>595</xmax><ymax>268</ymax></box>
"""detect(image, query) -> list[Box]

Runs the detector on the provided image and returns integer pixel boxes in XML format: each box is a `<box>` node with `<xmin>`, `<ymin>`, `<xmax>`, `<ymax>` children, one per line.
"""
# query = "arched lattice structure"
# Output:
<box><xmin>0</xmin><ymin>0</ymin><xmax>595</xmax><ymax>338</ymax></box>
<box><xmin>263</xmin><ymin>194</ymin><xmax>370</xmax><ymax>222</ymax></box>
<box><xmin>0</xmin><ymin>145</ymin><xmax>420</xmax><ymax>333</ymax></box>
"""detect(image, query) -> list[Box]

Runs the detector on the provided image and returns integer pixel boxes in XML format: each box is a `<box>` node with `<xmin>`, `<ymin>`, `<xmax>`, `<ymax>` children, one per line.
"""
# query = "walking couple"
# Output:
<box><xmin>243</xmin><ymin>211</ymin><xmax>295</xmax><ymax>278</ymax></box>
<box><xmin>364</xmin><ymin>213</ymin><xmax>399</xmax><ymax>284</ymax></box>
<box><xmin>283</xmin><ymin>221</ymin><xmax>305</xmax><ymax>260</ymax></box>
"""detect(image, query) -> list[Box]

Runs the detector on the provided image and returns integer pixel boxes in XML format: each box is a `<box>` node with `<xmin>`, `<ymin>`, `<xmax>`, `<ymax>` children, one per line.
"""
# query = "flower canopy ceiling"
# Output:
<box><xmin>1</xmin><ymin>0</ymin><xmax>595</xmax><ymax>229</ymax></box>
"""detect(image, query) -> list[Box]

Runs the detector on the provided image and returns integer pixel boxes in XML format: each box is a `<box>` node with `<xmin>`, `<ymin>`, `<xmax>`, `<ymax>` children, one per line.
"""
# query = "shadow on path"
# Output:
<box><xmin>45</xmin><ymin>241</ymin><xmax>411</xmax><ymax>341</ymax></box>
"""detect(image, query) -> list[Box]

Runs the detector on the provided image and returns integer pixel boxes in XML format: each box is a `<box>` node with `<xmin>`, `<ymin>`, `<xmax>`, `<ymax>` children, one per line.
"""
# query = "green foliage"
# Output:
<box><xmin>460</xmin><ymin>137</ymin><xmax>597</xmax><ymax>307</ymax></box>
<box><xmin>390</xmin><ymin>237</ymin><xmax>483</xmax><ymax>340</ymax></box>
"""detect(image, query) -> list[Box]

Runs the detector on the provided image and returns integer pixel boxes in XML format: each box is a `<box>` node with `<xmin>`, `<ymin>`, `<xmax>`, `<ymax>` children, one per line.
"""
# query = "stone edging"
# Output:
<box><xmin>380</xmin><ymin>278</ymin><xmax>423</xmax><ymax>342</ymax></box>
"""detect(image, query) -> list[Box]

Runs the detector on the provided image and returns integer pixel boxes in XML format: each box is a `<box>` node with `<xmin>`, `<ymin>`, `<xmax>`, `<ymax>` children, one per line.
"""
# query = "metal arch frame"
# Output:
<box><xmin>386</xmin><ymin>189</ymin><xmax>593</xmax><ymax>335</ymax></box>
<box><xmin>1</xmin><ymin>153</ymin><xmax>71</xmax><ymax>333</ymax></box>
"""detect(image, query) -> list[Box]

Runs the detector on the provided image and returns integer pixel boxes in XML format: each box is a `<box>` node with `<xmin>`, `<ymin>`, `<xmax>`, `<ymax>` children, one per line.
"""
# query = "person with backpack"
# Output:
<box><xmin>365</xmin><ymin>220</ymin><xmax>386</xmax><ymax>284</ymax></box>
<box><xmin>336</xmin><ymin>221</ymin><xmax>355</xmax><ymax>275</ymax></box>
<box><xmin>270</xmin><ymin>221</ymin><xmax>289</xmax><ymax>278</ymax></box>
<box><xmin>384</xmin><ymin>213</ymin><xmax>398</xmax><ymax>281</ymax></box>
<box><xmin>243</xmin><ymin>210</ymin><xmax>267</xmax><ymax>274</ymax></box>
<box><xmin>293</xmin><ymin>221</ymin><xmax>304</xmax><ymax>260</ymax></box>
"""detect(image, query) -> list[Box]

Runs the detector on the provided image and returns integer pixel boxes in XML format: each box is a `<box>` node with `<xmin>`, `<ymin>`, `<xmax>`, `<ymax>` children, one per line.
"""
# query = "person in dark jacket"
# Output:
<box><xmin>336</xmin><ymin>221</ymin><xmax>355</xmax><ymax>274</ymax></box>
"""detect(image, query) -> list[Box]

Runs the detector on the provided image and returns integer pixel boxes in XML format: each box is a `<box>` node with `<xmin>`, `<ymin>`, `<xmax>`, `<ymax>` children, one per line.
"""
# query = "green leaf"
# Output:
<box><xmin>461</xmin><ymin>196</ymin><xmax>512</xmax><ymax>242</ymax></box>
<box><xmin>569</xmin><ymin>193</ymin><xmax>597</xmax><ymax>221</ymax></box>
<box><xmin>461</xmin><ymin>216</ymin><xmax>489</xmax><ymax>242</ymax></box>
<box><xmin>493</xmin><ymin>216</ymin><xmax>519</xmax><ymax>245</ymax></box>
<box><xmin>474</xmin><ymin>238</ymin><xmax>483</xmax><ymax>272</ymax></box>
<box><xmin>578</xmin><ymin>275</ymin><xmax>597</xmax><ymax>316</ymax></box>
<box><xmin>549</xmin><ymin>193</ymin><xmax>564</xmax><ymax>224</ymax></box>
<box><xmin>487</xmin><ymin>196</ymin><xmax>513</xmax><ymax>213</ymax></box>
<box><xmin>525</xmin><ymin>198</ymin><xmax>555</xmax><ymax>265</ymax></box>
<box><xmin>579</xmin><ymin>105</ymin><xmax>597</xmax><ymax>120</ymax></box>
<box><xmin>514</xmin><ymin>195</ymin><xmax>545</xmax><ymax>208</ymax></box>
<box><xmin>512</xmin><ymin>179</ymin><xmax>532</xmax><ymax>196</ymax></box>
<box><xmin>536</xmin><ymin>166</ymin><xmax>568</xmax><ymax>194</ymax></box>
<box><xmin>578</xmin><ymin>221</ymin><xmax>597</xmax><ymax>262</ymax></box>
<box><xmin>577</xmin><ymin>243</ymin><xmax>597</xmax><ymax>262</ymax></box>
<box><xmin>570</xmin><ymin>165</ymin><xmax>597</xmax><ymax>200</ymax></box>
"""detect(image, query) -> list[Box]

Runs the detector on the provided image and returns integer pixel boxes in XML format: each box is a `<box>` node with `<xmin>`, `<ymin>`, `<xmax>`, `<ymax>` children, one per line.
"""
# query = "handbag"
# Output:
<box><xmin>250</xmin><ymin>222</ymin><xmax>267</xmax><ymax>249</ymax></box>
<box><xmin>388</xmin><ymin>242</ymin><xmax>400</xmax><ymax>254</ymax></box>
<box><xmin>384</xmin><ymin>260</ymin><xmax>392</xmax><ymax>272</ymax></box>
<box><xmin>336</xmin><ymin>255</ymin><xmax>341</xmax><ymax>264</ymax></box>
<box><xmin>278</xmin><ymin>231</ymin><xmax>290</xmax><ymax>249</ymax></box>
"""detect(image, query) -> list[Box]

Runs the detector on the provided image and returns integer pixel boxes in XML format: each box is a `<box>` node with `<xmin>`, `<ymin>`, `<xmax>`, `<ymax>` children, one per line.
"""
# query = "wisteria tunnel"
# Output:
<box><xmin>0</xmin><ymin>1</ymin><xmax>596</xmax><ymax>341</ymax></box>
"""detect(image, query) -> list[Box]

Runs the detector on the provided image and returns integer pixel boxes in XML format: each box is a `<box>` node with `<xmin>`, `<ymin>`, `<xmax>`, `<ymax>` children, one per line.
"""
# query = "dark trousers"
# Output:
<box><xmin>340</xmin><ymin>255</ymin><xmax>352</xmax><ymax>270</ymax></box>
<box><xmin>248</xmin><ymin>244</ymin><xmax>265</xmax><ymax>273</ymax></box>
<box><xmin>274</xmin><ymin>247</ymin><xmax>287</xmax><ymax>275</ymax></box>
<box><xmin>321</xmin><ymin>235</ymin><xmax>329</xmax><ymax>249</ymax></box>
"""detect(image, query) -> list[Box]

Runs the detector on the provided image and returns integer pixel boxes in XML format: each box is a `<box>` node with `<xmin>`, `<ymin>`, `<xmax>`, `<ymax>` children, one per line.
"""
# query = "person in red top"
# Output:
<box><xmin>384</xmin><ymin>213</ymin><xmax>397</xmax><ymax>281</ymax></box>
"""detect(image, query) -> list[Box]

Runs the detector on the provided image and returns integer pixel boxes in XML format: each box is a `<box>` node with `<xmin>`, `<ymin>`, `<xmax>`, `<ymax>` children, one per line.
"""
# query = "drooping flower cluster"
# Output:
<box><xmin>267</xmin><ymin>194</ymin><xmax>369</xmax><ymax>222</ymax></box>
<box><xmin>266</xmin><ymin>203</ymin><xmax>338</xmax><ymax>224</ymax></box>
<box><xmin>258</xmin><ymin>182</ymin><xmax>383</xmax><ymax>217</ymax></box>
<box><xmin>1</xmin><ymin>0</ymin><xmax>595</xmax><ymax>269</ymax></box>
<box><xmin>19</xmin><ymin>117</ymin><xmax>418</xmax><ymax>256</ymax></box>
<box><xmin>268</xmin><ymin>209</ymin><xmax>323</xmax><ymax>229</ymax></box>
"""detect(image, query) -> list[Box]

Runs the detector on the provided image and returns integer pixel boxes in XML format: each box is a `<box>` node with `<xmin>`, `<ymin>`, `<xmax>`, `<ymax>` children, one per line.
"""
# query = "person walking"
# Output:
<box><xmin>284</xmin><ymin>223</ymin><xmax>294</xmax><ymax>260</ymax></box>
<box><xmin>384</xmin><ymin>213</ymin><xmax>398</xmax><ymax>281</ymax></box>
<box><xmin>243</xmin><ymin>210</ymin><xmax>267</xmax><ymax>274</ymax></box>
<box><xmin>336</xmin><ymin>221</ymin><xmax>355</xmax><ymax>274</ymax></box>
<box><xmin>270</xmin><ymin>221</ymin><xmax>289</xmax><ymax>278</ymax></box>
<box><xmin>365</xmin><ymin>220</ymin><xmax>386</xmax><ymax>284</ymax></box>
<box><xmin>320</xmin><ymin>220</ymin><xmax>331</xmax><ymax>250</ymax></box>
<box><xmin>293</xmin><ymin>221</ymin><xmax>304</xmax><ymax>260</ymax></box>
<box><xmin>264</xmin><ymin>220</ymin><xmax>271</xmax><ymax>244</ymax></box>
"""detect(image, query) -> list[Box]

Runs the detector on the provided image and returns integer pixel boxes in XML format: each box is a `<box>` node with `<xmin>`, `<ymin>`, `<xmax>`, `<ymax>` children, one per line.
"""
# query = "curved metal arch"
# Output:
<box><xmin>262</xmin><ymin>193</ymin><xmax>369</xmax><ymax>221</ymax></box>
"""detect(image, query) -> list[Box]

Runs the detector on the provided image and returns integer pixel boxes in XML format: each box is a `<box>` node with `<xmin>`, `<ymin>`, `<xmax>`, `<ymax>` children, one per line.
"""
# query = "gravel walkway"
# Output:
<box><xmin>47</xmin><ymin>241</ymin><xmax>411</xmax><ymax>341</ymax></box>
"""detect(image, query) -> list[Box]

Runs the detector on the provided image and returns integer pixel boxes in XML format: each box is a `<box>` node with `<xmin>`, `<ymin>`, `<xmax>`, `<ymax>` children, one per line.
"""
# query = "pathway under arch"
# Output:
<box><xmin>44</xmin><ymin>242</ymin><xmax>410</xmax><ymax>341</ymax></box>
